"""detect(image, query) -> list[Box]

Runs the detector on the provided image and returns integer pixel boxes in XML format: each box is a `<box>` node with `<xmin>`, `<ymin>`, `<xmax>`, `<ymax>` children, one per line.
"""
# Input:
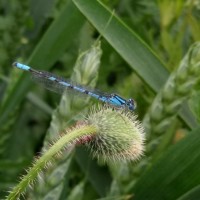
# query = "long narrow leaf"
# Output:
<box><xmin>132</xmin><ymin>127</ymin><xmax>200</xmax><ymax>200</ymax></box>
<box><xmin>178</xmin><ymin>185</ymin><xmax>200</xmax><ymax>200</ymax></box>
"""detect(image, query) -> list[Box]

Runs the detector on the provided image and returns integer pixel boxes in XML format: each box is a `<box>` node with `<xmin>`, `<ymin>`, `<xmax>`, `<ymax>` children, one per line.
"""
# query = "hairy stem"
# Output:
<box><xmin>7</xmin><ymin>125</ymin><xmax>97</xmax><ymax>200</ymax></box>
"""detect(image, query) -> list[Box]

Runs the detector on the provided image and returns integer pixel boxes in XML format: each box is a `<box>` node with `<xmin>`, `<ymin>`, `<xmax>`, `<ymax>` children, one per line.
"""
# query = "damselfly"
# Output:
<box><xmin>13</xmin><ymin>62</ymin><xmax>136</xmax><ymax>111</ymax></box>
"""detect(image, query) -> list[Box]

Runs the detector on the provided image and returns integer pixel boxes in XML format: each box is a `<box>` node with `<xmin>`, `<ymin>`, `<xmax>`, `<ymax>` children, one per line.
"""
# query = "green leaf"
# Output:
<box><xmin>132</xmin><ymin>127</ymin><xmax>200</xmax><ymax>200</ymax></box>
<box><xmin>177</xmin><ymin>185</ymin><xmax>200</xmax><ymax>200</ymax></box>
<box><xmin>75</xmin><ymin>147</ymin><xmax>112</xmax><ymax>197</ymax></box>
<box><xmin>72</xmin><ymin>0</ymin><xmax>197</xmax><ymax>128</ymax></box>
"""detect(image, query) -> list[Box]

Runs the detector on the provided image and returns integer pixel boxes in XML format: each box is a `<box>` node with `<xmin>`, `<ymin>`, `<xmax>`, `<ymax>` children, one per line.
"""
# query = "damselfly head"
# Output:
<box><xmin>12</xmin><ymin>62</ymin><xmax>18</xmax><ymax>67</ymax></box>
<box><xmin>126</xmin><ymin>98</ymin><xmax>136</xmax><ymax>111</ymax></box>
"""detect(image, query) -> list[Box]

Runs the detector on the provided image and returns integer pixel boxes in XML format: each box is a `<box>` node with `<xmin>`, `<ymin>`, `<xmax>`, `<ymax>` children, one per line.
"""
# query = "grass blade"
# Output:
<box><xmin>132</xmin><ymin>127</ymin><xmax>200</xmax><ymax>200</ymax></box>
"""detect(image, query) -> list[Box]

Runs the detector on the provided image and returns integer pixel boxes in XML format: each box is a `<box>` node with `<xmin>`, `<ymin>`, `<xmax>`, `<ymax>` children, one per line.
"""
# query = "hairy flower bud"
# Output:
<box><xmin>84</xmin><ymin>106</ymin><xmax>145</xmax><ymax>163</ymax></box>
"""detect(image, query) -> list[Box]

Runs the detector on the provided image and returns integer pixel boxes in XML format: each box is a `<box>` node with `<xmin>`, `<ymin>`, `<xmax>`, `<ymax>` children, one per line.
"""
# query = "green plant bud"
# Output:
<box><xmin>85</xmin><ymin>106</ymin><xmax>145</xmax><ymax>163</ymax></box>
<box><xmin>188</xmin><ymin>42</ymin><xmax>200</xmax><ymax>66</ymax></box>
<box><xmin>190</xmin><ymin>62</ymin><xmax>200</xmax><ymax>74</ymax></box>
<box><xmin>143</xmin><ymin>42</ymin><xmax>200</xmax><ymax>141</ymax></box>
<box><xmin>175</xmin><ymin>60</ymin><xmax>189</xmax><ymax>82</ymax></box>
<box><xmin>177</xmin><ymin>79</ymin><xmax>198</xmax><ymax>94</ymax></box>
<box><xmin>149</xmin><ymin>96</ymin><xmax>164</xmax><ymax>121</ymax></box>
<box><xmin>154</xmin><ymin>116</ymin><xmax>175</xmax><ymax>133</ymax></box>
<box><xmin>165</xmin><ymin>100</ymin><xmax>184</xmax><ymax>114</ymax></box>
<box><xmin>162</xmin><ymin>76</ymin><xmax>176</xmax><ymax>101</ymax></box>
<box><xmin>72</xmin><ymin>41</ymin><xmax>102</xmax><ymax>87</ymax></box>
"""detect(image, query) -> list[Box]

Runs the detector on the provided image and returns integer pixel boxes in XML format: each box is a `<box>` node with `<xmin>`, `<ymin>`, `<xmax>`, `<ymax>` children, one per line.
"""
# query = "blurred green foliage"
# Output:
<box><xmin>1</xmin><ymin>0</ymin><xmax>200</xmax><ymax>199</ymax></box>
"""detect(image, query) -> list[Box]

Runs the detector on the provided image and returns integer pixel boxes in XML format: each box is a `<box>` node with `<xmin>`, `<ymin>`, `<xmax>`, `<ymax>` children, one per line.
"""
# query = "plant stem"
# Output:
<box><xmin>7</xmin><ymin>125</ymin><xmax>97</xmax><ymax>200</ymax></box>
